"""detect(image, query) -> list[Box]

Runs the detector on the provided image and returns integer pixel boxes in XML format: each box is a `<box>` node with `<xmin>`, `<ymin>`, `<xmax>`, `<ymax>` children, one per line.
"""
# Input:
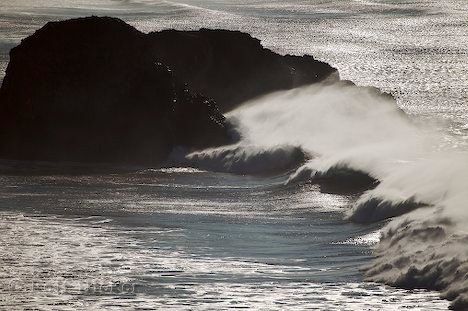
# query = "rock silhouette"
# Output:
<box><xmin>148</xmin><ymin>29</ymin><xmax>336</xmax><ymax>112</ymax></box>
<box><xmin>0</xmin><ymin>16</ymin><xmax>337</xmax><ymax>165</ymax></box>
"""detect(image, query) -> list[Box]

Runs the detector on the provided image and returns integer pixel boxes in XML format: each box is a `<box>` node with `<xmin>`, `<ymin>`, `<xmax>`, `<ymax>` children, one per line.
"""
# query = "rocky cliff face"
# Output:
<box><xmin>0</xmin><ymin>16</ymin><xmax>337</xmax><ymax>165</ymax></box>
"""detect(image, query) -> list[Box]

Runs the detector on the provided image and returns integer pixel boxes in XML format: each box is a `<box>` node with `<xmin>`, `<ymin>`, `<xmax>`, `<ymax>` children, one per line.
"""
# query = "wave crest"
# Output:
<box><xmin>287</xmin><ymin>163</ymin><xmax>378</xmax><ymax>194</ymax></box>
<box><xmin>175</xmin><ymin>82</ymin><xmax>468</xmax><ymax>308</ymax></box>
<box><xmin>178</xmin><ymin>144</ymin><xmax>307</xmax><ymax>175</ymax></box>
<box><xmin>347</xmin><ymin>196</ymin><xmax>426</xmax><ymax>223</ymax></box>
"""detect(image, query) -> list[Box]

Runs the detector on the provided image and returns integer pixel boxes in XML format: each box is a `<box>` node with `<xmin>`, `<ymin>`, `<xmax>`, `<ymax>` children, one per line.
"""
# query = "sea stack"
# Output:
<box><xmin>0</xmin><ymin>16</ymin><xmax>337</xmax><ymax>165</ymax></box>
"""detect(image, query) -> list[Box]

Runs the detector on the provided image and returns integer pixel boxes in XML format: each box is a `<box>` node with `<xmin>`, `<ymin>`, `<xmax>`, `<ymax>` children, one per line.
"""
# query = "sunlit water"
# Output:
<box><xmin>0</xmin><ymin>170</ymin><xmax>447</xmax><ymax>310</ymax></box>
<box><xmin>1</xmin><ymin>0</ymin><xmax>467</xmax><ymax>309</ymax></box>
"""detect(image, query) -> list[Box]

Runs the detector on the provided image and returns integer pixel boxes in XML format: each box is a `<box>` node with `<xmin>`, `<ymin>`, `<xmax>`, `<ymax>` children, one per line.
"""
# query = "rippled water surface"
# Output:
<box><xmin>0</xmin><ymin>170</ymin><xmax>448</xmax><ymax>309</ymax></box>
<box><xmin>1</xmin><ymin>0</ymin><xmax>467</xmax><ymax>309</ymax></box>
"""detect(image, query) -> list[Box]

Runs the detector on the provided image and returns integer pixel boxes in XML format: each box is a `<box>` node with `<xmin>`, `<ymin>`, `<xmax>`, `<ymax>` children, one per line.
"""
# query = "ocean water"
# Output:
<box><xmin>0</xmin><ymin>171</ymin><xmax>448</xmax><ymax>310</ymax></box>
<box><xmin>1</xmin><ymin>0</ymin><xmax>467</xmax><ymax>310</ymax></box>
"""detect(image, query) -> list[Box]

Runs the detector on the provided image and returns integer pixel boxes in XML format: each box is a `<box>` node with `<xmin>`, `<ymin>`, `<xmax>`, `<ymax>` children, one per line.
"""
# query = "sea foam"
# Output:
<box><xmin>183</xmin><ymin>82</ymin><xmax>468</xmax><ymax>309</ymax></box>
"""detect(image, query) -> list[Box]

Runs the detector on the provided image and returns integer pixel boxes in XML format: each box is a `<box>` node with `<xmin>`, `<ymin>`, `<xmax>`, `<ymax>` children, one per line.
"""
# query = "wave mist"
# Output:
<box><xmin>181</xmin><ymin>82</ymin><xmax>468</xmax><ymax>309</ymax></box>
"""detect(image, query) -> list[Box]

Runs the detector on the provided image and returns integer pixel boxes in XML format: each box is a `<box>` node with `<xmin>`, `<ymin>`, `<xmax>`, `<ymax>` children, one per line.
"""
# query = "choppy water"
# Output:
<box><xmin>0</xmin><ymin>170</ymin><xmax>447</xmax><ymax>310</ymax></box>
<box><xmin>1</xmin><ymin>0</ymin><xmax>467</xmax><ymax>309</ymax></box>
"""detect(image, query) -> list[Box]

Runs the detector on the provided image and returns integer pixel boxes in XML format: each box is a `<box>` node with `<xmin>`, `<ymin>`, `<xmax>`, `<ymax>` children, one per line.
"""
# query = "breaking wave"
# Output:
<box><xmin>178</xmin><ymin>82</ymin><xmax>468</xmax><ymax>309</ymax></box>
<box><xmin>185</xmin><ymin>144</ymin><xmax>307</xmax><ymax>175</ymax></box>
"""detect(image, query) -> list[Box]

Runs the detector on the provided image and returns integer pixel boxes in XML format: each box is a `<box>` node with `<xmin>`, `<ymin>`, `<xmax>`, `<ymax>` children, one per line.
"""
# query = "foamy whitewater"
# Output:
<box><xmin>186</xmin><ymin>82</ymin><xmax>468</xmax><ymax>307</ymax></box>
<box><xmin>1</xmin><ymin>0</ymin><xmax>467</xmax><ymax>310</ymax></box>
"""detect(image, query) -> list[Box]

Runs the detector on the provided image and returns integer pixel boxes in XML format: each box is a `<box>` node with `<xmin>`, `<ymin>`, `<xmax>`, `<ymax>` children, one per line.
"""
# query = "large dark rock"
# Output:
<box><xmin>0</xmin><ymin>17</ymin><xmax>228</xmax><ymax>165</ymax></box>
<box><xmin>148</xmin><ymin>29</ymin><xmax>336</xmax><ymax>112</ymax></box>
<box><xmin>0</xmin><ymin>16</ymin><xmax>337</xmax><ymax>165</ymax></box>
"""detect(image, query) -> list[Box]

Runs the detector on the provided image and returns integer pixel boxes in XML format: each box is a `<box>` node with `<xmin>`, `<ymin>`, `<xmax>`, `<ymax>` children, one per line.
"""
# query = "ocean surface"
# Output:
<box><xmin>1</xmin><ymin>0</ymin><xmax>467</xmax><ymax>310</ymax></box>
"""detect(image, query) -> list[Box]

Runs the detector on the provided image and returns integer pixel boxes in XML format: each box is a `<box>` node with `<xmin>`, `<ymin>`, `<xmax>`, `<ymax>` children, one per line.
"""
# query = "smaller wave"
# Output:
<box><xmin>287</xmin><ymin>163</ymin><xmax>378</xmax><ymax>195</ymax></box>
<box><xmin>347</xmin><ymin>196</ymin><xmax>427</xmax><ymax>224</ymax></box>
<box><xmin>171</xmin><ymin>144</ymin><xmax>308</xmax><ymax>175</ymax></box>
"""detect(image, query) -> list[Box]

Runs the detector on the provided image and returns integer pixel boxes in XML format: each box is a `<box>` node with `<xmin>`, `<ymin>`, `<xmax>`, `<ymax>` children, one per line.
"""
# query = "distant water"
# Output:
<box><xmin>1</xmin><ymin>0</ymin><xmax>468</xmax><ymax>310</ymax></box>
